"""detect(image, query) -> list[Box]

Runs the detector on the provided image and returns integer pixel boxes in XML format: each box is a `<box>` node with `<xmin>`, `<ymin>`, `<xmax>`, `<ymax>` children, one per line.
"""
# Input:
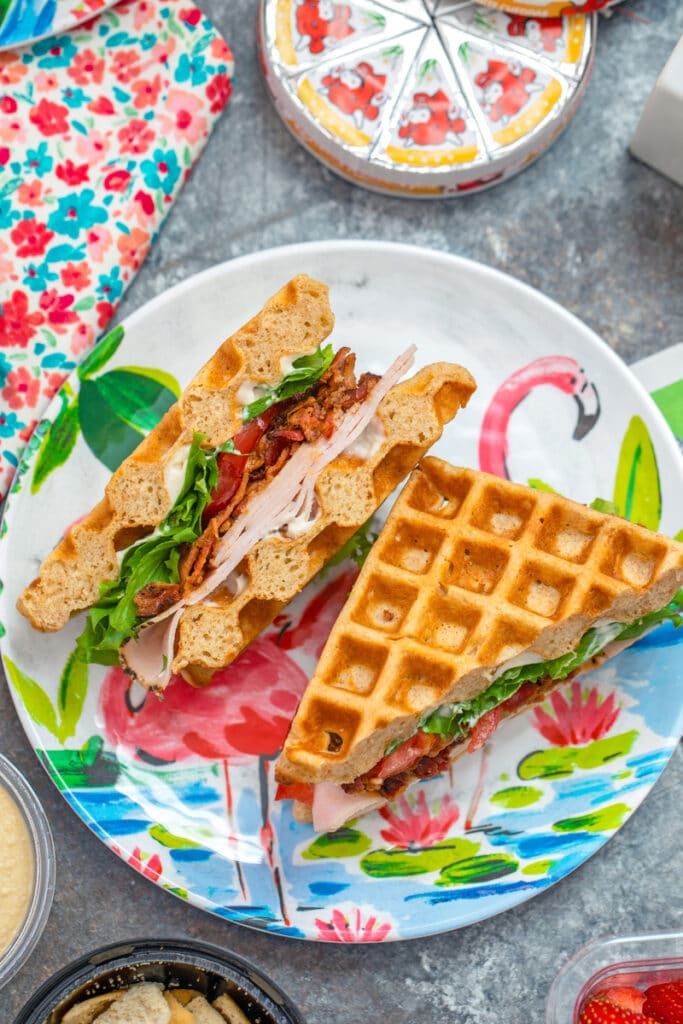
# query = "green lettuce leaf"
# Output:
<box><xmin>242</xmin><ymin>344</ymin><xmax>334</xmax><ymax>421</ymax></box>
<box><xmin>421</xmin><ymin>593</ymin><xmax>683</xmax><ymax>740</ymax></box>
<box><xmin>75</xmin><ymin>434</ymin><xmax>219</xmax><ymax>665</ymax></box>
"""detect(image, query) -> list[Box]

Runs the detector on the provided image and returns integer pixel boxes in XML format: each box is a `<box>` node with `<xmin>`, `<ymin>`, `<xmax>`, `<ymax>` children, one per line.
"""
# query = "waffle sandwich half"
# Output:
<box><xmin>18</xmin><ymin>278</ymin><xmax>476</xmax><ymax>690</ymax></box>
<box><xmin>276</xmin><ymin>458</ymin><xmax>683</xmax><ymax>831</ymax></box>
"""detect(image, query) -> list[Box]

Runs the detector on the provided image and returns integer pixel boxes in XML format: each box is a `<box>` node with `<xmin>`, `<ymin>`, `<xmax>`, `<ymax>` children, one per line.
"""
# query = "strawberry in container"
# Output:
<box><xmin>546</xmin><ymin>933</ymin><xmax>683</xmax><ymax>1024</ymax></box>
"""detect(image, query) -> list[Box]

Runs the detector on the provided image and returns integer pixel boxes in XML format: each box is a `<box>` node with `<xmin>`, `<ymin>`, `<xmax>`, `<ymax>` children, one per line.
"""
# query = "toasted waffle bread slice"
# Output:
<box><xmin>174</xmin><ymin>362</ymin><xmax>475</xmax><ymax>683</ymax></box>
<box><xmin>276</xmin><ymin>458</ymin><xmax>683</xmax><ymax>792</ymax></box>
<box><xmin>18</xmin><ymin>274</ymin><xmax>336</xmax><ymax>633</ymax></box>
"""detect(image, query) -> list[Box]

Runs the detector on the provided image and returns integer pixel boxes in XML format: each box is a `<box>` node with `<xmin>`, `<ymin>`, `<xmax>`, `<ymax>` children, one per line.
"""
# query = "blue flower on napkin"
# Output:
<box><xmin>140</xmin><ymin>148</ymin><xmax>181</xmax><ymax>194</ymax></box>
<box><xmin>47</xmin><ymin>189</ymin><xmax>107</xmax><ymax>238</ymax></box>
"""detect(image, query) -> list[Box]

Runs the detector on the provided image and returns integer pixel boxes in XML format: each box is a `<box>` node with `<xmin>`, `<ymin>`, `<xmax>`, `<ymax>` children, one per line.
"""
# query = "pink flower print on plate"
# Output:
<box><xmin>533</xmin><ymin>682</ymin><xmax>621</xmax><ymax>747</ymax></box>
<box><xmin>315</xmin><ymin>907</ymin><xmax>392</xmax><ymax>943</ymax></box>
<box><xmin>379</xmin><ymin>790</ymin><xmax>461</xmax><ymax>850</ymax></box>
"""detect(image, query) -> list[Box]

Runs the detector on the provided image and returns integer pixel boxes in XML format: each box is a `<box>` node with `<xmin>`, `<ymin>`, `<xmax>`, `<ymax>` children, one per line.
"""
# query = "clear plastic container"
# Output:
<box><xmin>546</xmin><ymin>932</ymin><xmax>683</xmax><ymax>1024</ymax></box>
<box><xmin>0</xmin><ymin>754</ymin><xmax>56</xmax><ymax>989</ymax></box>
<box><xmin>12</xmin><ymin>939</ymin><xmax>306</xmax><ymax>1024</ymax></box>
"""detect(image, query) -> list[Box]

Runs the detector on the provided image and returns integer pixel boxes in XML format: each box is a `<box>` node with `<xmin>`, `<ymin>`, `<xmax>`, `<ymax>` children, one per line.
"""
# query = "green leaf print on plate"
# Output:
<box><xmin>29</xmin><ymin>324</ymin><xmax>181</xmax><ymax>489</ymax></box>
<box><xmin>79</xmin><ymin>369</ymin><xmax>178</xmax><ymax>472</ymax></box>
<box><xmin>651</xmin><ymin>379</ymin><xmax>683</xmax><ymax>440</ymax></box>
<box><xmin>5</xmin><ymin>656</ymin><xmax>60</xmax><ymax>740</ymax></box>
<box><xmin>5</xmin><ymin>651</ymin><xmax>90</xmax><ymax>745</ymax></box>
<box><xmin>522</xmin><ymin>859</ymin><xmax>556</xmax><ymax>877</ymax></box>
<box><xmin>148</xmin><ymin>824</ymin><xmax>203</xmax><ymax>851</ymax></box>
<box><xmin>490</xmin><ymin>785</ymin><xmax>543</xmax><ymax>809</ymax></box>
<box><xmin>78</xmin><ymin>325</ymin><xmax>125</xmax><ymax>380</ymax></box>
<box><xmin>361</xmin><ymin>837</ymin><xmax>479</xmax><ymax>879</ymax></box>
<box><xmin>40</xmin><ymin>737</ymin><xmax>120</xmax><ymax>790</ymax></box>
<box><xmin>436</xmin><ymin>853</ymin><xmax>519</xmax><ymax>887</ymax></box>
<box><xmin>57</xmin><ymin>651</ymin><xmax>90</xmax><ymax>743</ymax></box>
<box><xmin>518</xmin><ymin>730</ymin><xmax>639</xmax><ymax>780</ymax></box>
<box><xmin>552</xmin><ymin>802</ymin><xmax>630</xmax><ymax>833</ymax></box>
<box><xmin>302</xmin><ymin>827</ymin><xmax>372</xmax><ymax>861</ymax></box>
<box><xmin>613</xmin><ymin>415</ymin><xmax>661</xmax><ymax>531</ymax></box>
<box><xmin>31</xmin><ymin>387</ymin><xmax>80</xmax><ymax>495</ymax></box>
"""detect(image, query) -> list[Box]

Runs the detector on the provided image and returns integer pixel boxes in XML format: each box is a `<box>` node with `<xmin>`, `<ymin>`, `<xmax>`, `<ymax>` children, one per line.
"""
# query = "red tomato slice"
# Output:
<box><xmin>275</xmin><ymin>782</ymin><xmax>314</xmax><ymax>805</ymax></box>
<box><xmin>202</xmin><ymin>452</ymin><xmax>247</xmax><ymax>525</ymax></box>
<box><xmin>232</xmin><ymin>402</ymin><xmax>282</xmax><ymax>454</ymax></box>
<box><xmin>375</xmin><ymin>731</ymin><xmax>436</xmax><ymax>780</ymax></box>
<box><xmin>467</xmin><ymin>707</ymin><xmax>501</xmax><ymax>752</ymax></box>
<box><xmin>202</xmin><ymin>398</ymin><xmax>296</xmax><ymax>526</ymax></box>
<box><xmin>201</xmin><ymin>404</ymin><xmax>286</xmax><ymax>526</ymax></box>
<box><xmin>501</xmin><ymin>680</ymin><xmax>540</xmax><ymax>714</ymax></box>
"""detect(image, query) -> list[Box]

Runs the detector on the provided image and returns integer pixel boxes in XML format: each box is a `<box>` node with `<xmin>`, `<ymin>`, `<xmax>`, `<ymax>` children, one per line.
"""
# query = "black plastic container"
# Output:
<box><xmin>13</xmin><ymin>938</ymin><xmax>306</xmax><ymax>1024</ymax></box>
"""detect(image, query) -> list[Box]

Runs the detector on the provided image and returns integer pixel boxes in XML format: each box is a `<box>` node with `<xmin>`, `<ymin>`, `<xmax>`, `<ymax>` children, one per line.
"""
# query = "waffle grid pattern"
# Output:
<box><xmin>283</xmin><ymin>459</ymin><xmax>683</xmax><ymax>775</ymax></box>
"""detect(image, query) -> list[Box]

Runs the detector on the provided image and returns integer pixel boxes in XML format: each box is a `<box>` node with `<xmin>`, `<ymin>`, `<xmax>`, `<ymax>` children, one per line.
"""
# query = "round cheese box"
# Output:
<box><xmin>259</xmin><ymin>0</ymin><xmax>597</xmax><ymax>197</ymax></box>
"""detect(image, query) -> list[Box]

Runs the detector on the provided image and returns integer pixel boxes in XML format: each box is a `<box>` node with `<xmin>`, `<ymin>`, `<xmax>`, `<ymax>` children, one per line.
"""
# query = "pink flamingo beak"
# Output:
<box><xmin>572</xmin><ymin>378</ymin><xmax>601</xmax><ymax>441</ymax></box>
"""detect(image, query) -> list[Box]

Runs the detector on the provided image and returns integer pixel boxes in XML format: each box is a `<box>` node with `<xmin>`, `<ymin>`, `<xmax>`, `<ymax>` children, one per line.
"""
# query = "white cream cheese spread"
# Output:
<box><xmin>343</xmin><ymin>415</ymin><xmax>384</xmax><ymax>460</ymax></box>
<box><xmin>0</xmin><ymin>785</ymin><xmax>33</xmax><ymax>956</ymax></box>
<box><xmin>163</xmin><ymin>442</ymin><xmax>191</xmax><ymax>508</ymax></box>
<box><xmin>236</xmin><ymin>381</ymin><xmax>268</xmax><ymax>407</ymax></box>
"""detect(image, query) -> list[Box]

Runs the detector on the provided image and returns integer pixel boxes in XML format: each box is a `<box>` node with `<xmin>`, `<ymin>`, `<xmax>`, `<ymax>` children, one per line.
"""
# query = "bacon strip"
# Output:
<box><xmin>120</xmin><ymin>346</ymin><xmax>416</xmax><ymax>689</ymax></box>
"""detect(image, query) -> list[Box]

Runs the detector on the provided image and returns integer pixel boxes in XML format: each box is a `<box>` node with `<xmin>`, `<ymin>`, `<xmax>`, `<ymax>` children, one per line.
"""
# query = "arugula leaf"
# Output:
<box><xmin>421</xmin><ymin>593</ymin><xmax>683</xmax><ymax>740</ymax></box>
<box><xmin>75</xmin><ymin>434</ymin><xmax>218</xmax><ymax>666</ymax></box>
<box><xmin>319</xmin><ymin>517</ymin><xmax>379</xmax><ymax>578</ymax></box>
<box><xmin>242</xmin><ymin>344</ymin><xmax>334</xmax><ymax>422</ymax></box>
<box><xmin>163</xmin><ymin>434</ymin><xmax>221</xmax><ymax>536</ymax></box>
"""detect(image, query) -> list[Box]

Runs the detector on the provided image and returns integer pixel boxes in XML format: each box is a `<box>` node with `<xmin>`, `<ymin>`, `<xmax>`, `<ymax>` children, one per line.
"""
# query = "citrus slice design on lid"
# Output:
<box><xmin>471</xmin><ymin>0</ymin><xmax>620</xmax><ymax>18</ymax></box>
<box><xmin>259</xmin><ymin>0</ymin><xmax>596</xmax><ymax>196</ymax></box>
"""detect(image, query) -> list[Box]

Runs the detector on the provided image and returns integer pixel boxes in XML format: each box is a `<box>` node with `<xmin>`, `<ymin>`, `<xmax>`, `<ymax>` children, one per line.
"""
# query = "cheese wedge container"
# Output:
<box><xmin>546</xmin><ymin>931</ymin><xmax>683</xmax><ymax>1024</ymax></box>
<box><xmin>0</xmin><ymin>755</ymin><xmax>55</xmax><ymax>990</ymax></box>
<box><xmin>13</xmin><ymin>938</ymin><xmax>305</xmax><ymax>1024</ymax></box>
<box><xmin>259</xmin><ymin>0</ymin><xmax>596</xmax><ymax>197</ymax></box>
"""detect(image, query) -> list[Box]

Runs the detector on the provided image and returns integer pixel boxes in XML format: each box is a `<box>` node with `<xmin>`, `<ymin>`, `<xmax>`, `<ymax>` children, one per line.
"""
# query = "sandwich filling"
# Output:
<box><xmin>299</xmin><ymin>592</ymin><xmax>682</xmax><ymax>831</ymax></box>
<box><xmin>76</xmin><ymin>344</ymin><xmax>416</xmax><ymax>688</ymax></box>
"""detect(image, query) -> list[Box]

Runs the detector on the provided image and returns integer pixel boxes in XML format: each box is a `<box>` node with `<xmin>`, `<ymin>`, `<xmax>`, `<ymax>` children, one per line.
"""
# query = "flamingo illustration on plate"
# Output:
<box><xmin>99</xmin><ymin>635</ymin><xmax>309</xmax><ymax>926</ymax></box>
<box><xmin>478</xmin><ymin>356</ymin><xmax>601</xmax><ymax>479</ymax></box>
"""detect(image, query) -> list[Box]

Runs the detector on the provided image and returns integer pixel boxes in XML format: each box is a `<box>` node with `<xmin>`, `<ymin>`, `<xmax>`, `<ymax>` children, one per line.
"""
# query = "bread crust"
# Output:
<box><xmin>276</xmin><ymin>460</ymin><xmax>683</xmax><ymax>786</ymax></box>
<box><xmin>18</xmin><ymin>275</ymin><xmax>335</xmax><ymax>632</ymax></box>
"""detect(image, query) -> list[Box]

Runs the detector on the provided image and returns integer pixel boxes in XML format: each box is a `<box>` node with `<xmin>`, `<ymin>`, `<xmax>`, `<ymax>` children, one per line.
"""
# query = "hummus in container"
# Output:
<box><xmin>0</xmin><ymin>755</ymin><xmax>55</xmax><ymax>990</ymax></box>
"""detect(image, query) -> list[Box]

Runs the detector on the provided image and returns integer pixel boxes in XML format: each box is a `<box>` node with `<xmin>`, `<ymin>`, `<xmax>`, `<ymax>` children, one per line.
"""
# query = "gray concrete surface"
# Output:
<box><xmin>3</xmin><ymin>0</ymin><xmax>683</xmax><ymax>1021</ymax></box>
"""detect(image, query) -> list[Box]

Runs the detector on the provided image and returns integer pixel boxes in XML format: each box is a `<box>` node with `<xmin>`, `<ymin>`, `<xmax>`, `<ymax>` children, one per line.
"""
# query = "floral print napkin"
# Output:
<box><xmin>0</xmin><ymin>0</ymin><xmax>233</xmax><ymax>498</ymax></box>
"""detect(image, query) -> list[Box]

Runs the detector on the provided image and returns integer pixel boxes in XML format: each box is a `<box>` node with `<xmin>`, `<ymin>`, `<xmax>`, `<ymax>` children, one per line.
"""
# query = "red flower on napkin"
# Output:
<box><xmin>0</xmin><ymin>0</ymin><xmax>234</xmax><ymax>497</ymax></box>
<box><xmin>29</xmin><ymin>98</ymin><xmax>69</xmax><ymax>136</ymax></box>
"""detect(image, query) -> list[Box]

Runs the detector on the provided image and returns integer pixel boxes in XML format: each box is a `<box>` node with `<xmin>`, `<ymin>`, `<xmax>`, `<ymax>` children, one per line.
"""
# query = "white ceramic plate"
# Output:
<box><xmin>1</xmin><ymin>241</ymin><xmax>681</xmax><ymax>941</ymax></box>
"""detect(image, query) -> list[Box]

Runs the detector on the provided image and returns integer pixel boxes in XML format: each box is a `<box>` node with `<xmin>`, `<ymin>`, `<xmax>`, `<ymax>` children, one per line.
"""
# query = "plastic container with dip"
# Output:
<box><xmin>546</xmin><ymin>931</ymin><xmax>683</xmax><ymax>1024</ymax></box>
<box><xmin>0</xmin><ymin>754</ymin><xmax>55</xmax><ymax>989</ymax></box>
<box><xmin>13</xmin><ymin>939</ymin><xmax>306</xmax><ymax>1024</ymax></box>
